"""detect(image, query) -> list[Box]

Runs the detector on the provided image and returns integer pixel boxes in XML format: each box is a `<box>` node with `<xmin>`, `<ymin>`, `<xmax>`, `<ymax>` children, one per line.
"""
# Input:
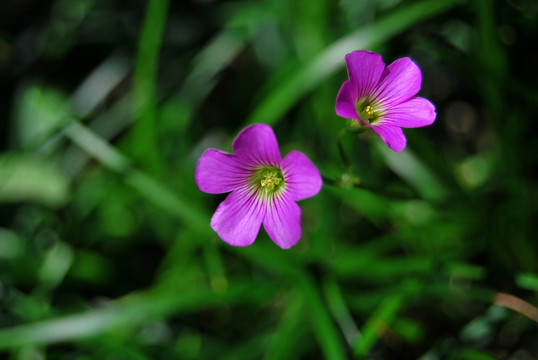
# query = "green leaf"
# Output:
<box><xmin>13</xmin><ymin>84</ymin><xmax>71</xmax><ymax>149</ymax></box>
<box><xmin>0</xmin><ymin>153</ymin><xmax>69</xmax><ymax>207</ymax></box>
<box><xmin>245</xmin><ymin>0</ymin><xmax>464</xmax><ymax>127</ymax></box>
<box><xmin>516</xmin><ymin>272</ymin><xmax>538</xmax><ymax>292</ymax></box>
<box><xmin>375</xmin><ymin>143</ymin><xmax>448</xmax><ymax>201</ymax></box>
<box><xmin>0</xmin><ymin>281</ymin><xmax>277</xmax><ymax>349</ymax></box>
<box><xmin>130</xmin><ymin>0</ymin><xmax>170</xmax><ymax>172</ymax></box>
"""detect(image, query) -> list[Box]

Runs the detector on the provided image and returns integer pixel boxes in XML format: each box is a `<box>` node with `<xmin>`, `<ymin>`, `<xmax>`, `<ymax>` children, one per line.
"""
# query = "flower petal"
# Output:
<box><xmin>335</xmin><ymin>81</ymin><xmax>359</xmax><ymax>119</ymax></box>
<box><xmin>263</xmin><ymin>194</ymin><xmax>301</xmax><ymax>249</ymax></box>
<box><xmin>370</xmin><ymin>124</ymin><xmax>407</xmax><ymax>152</ymax></box>
<box><xmin>381</xmin><ymin>97</ymin><xmax>436</xmax><ymax>128</ymax></box>
<box><xmin>345</xmin><ymin>50</ymin><xmax>385</xmax><ymax>100</ymax></box>
<box><xmin>281</xmin><ymin>151</ymin><xmax>322</xmax><ymax>201</ymax></box>
<box><xmin>210</xmin><ymin>187</ymin><xmax>265</xmax><ymax>246</ymax></box>
<box><xmin>232</xmin><ymin>124</ymin><xmax>282</xmax><ymax>166</ymax></box>
<box><xmin>372</xmin><ymin>57</ymin><xmax>422</xmax><ymax>107</ymax></box>
<box><xmin>195</xmin><ymin>149</ymin><xmax>248</xmax><ymax>194</ymax></box>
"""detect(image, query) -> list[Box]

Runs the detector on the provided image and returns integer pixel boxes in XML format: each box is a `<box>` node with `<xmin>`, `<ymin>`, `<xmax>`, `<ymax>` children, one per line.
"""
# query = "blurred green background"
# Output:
<box><xmin>1</xmin><ymin>0</ymin><xmax>537</xmax><ymax>358</ymax></box>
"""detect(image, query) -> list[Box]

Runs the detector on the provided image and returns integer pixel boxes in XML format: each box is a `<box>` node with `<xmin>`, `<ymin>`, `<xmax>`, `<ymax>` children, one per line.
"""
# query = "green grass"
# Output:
<box><xmin>0</xmin><ymin>0</ymin><xmax>537</xmax><ymax>359</ymax></box>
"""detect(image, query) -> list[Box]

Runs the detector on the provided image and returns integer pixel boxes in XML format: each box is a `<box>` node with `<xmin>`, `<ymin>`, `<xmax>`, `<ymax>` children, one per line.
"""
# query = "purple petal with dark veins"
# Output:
<box><xmin>372</xmin><ymin>57</ymin><xmax>422</xmax><ymax>107</ymax></box>
<box><xmin>381</xmin><ymin>97</ymin><xmax>436</xmax><ymax>128</ymax></box>
<box><xmin>195</xmin><ymin>149</ymin><xmax>249</xmax><ymax>194</ymax></box>
<box><xmin>345</xmin><ymin>50</ymin><xmax>385</xmax><ymax>100</ymax></box>
<box><xmin>370</xmin><ymin>124</ymin><xmax>407</xmax><ymax>152</ymax></box>
<box><xmin>335</xmin><ymin>81</ymin><xmax>359</xmax><ymax>119</ymax></box>
<box><xmin>210</xmin><ymin>186</ymin><xmax>266</xmax><ymax>247</ymax></box>
<box><xmin>263</xmin><ymin>193</ymin><xmax>301</xmax><ymax>249</ymax></box>
<box><xmin>281</xmin><ymin>151</ymin><xmax>322</xmax><ymax>201</ymax></box>
<box><xmin>232</xmin><ymin>124</ymin><xmax>282</xmax><ymax>166</ymax></box>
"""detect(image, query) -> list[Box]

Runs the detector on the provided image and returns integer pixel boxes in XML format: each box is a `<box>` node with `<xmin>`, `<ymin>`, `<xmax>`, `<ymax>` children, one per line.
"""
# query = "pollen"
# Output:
<box><xmin>356</xmin><ymin>100</ymin><xmax>379</xmax><ymax>124</ymax></box>
<box><xmin>261</xmin><ymin>170</ymin><xmax>282</xmax><ymax>190</ymax></box>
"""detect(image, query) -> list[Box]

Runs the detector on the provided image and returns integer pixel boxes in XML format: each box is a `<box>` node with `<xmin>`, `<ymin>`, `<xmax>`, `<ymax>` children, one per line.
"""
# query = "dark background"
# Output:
<box><xmin>1</xmin><ymin>0</ymin><xmax>537</xmax><ymax>359</ymax></box>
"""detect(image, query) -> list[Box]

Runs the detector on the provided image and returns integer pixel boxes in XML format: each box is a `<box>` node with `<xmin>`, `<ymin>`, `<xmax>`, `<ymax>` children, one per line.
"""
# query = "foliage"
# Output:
<box><xmin>0</xmin><ymin>0</ymin><xmax>537</xmax><ymax>358</ymax></box>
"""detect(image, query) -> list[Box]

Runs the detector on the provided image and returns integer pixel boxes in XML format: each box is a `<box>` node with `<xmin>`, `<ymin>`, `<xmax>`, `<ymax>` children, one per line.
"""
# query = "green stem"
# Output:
<box><xmin>336</xmin><ymin>128</ymin><xmax>351</xmax><ymax>169</ymax></box>
<box><xmin>131</xmin><ymin>0</ymin><xmax>170</xmax><ymax>173</ymax></box>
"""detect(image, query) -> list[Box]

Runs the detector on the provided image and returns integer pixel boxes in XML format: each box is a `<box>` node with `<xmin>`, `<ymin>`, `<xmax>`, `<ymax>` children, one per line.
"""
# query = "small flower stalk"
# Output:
<box><xmin>335</xmin><ymin>50</ymin><xmax>437</xmax><ymax>151</ymax></box>
<box><xmin>195</xmin><ymin>124</ymin><xmax>322</xmax><ymax>249</ymax></box>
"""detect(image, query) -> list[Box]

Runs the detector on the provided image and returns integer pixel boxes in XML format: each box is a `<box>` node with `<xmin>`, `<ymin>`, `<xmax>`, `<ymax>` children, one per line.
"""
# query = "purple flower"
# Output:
<box><xmin>335</xmin><ymin>50</ymin><xmax>436</xmax><ymax>151</ymax></box>
<box><xmin>195</xmin><ymin>124</ymin><xmax>322</xmax><ymax>249</ymax></box>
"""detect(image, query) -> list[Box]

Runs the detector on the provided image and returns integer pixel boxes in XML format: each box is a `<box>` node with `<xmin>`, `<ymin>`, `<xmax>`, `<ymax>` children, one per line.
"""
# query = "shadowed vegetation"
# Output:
<box><xmin>0</xmin><ymin>0</ymin><xmax>537</xmax><ymax>358</ymax></box>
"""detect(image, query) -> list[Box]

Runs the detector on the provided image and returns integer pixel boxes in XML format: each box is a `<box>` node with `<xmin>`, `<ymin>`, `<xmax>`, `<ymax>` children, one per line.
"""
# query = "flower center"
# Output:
<box><xmin>251</xmin><ymin>166</ymin><xmax>285</xmax><ymax>194</ymax></box>
<box><xmin>356</xmin><ymin>100</ymin><xmax>380</xmax><ymax>123</ymax></box>
<box><xmin>261</xmin><ymin>170</ymin><xmax>282</xmax><ymax>190</ymax></box>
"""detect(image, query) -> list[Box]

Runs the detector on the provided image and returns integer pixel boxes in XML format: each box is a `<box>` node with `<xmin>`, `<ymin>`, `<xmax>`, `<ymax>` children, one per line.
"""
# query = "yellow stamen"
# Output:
<box><xmin>260</xmin><ymin>170</ymin><xmax>282</xmax><ymax>190</ymax></box>
<box><xmin>365</xmin><ymin>105</ymin><xmax>374</xmax><ymax>116</ymax></box>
